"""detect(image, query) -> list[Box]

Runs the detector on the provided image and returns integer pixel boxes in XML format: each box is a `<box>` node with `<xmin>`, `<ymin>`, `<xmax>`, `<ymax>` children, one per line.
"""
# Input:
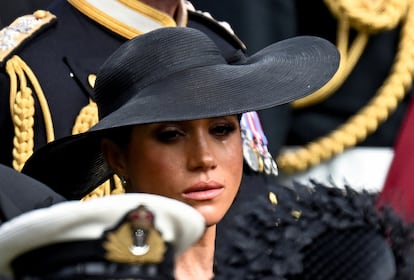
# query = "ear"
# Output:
<box><xmin>101</xmin><ymin>139</ymin><xmax>128</xmax><ymax>178</ymax></box>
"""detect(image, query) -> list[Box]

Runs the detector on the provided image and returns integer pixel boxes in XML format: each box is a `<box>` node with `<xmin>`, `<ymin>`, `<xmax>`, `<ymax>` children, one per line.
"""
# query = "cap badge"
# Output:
<box><xmin>103</xmin><ymin>205</ymin><xmax>167</xmax><ymax>263</ymax></box>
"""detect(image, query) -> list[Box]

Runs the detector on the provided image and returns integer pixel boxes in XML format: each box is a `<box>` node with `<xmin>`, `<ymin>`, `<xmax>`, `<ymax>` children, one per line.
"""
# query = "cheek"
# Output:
<box><xmin>125</xmin><ymin>146</ymin><xmax>183</xmax><ymax>195</ymax></box>
<box><xmin>220</xmin><ymin>138</ymin><xmax>243</xmax><ymax>188</ymax></box>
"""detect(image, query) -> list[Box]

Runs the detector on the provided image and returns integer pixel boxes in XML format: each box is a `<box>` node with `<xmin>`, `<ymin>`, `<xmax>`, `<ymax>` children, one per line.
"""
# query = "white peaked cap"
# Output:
<box><xmin>0</xmin><ymin>193</ymin><xmax>205</xmax><ymax>276</ymax></box>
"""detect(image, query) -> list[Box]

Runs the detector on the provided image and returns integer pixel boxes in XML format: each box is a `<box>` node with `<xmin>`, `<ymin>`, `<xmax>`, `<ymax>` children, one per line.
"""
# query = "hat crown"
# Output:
<box><xmin>95</xmin><ymin>27</ymin><xmax>226</xmax><ymax>119</ymax></box>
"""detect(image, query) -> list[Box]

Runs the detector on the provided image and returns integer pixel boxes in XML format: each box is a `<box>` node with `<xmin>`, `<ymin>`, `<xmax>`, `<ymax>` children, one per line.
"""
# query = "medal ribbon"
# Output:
<box><xmin>241</xmin><ymin>112</ymin><xmax>268</xmax><ymax>153</ymax></box>
<box><xmin>241</xmin><ymin>112</ymin><xmax>278</xmax><ymax>175</ymax></box>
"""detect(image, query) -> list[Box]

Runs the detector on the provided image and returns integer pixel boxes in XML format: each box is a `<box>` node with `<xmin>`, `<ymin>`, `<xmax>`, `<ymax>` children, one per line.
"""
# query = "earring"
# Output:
<box><xmin>120</xmin><ymin>176</ymin><xmax>128</xmax><ymax>187</ymax></box>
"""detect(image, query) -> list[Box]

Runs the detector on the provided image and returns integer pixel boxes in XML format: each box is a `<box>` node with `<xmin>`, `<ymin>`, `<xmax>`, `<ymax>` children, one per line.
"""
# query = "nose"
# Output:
<box><xmin>187</xmin><ymin>132</ymin><xmax>217</xmax><ymax>171</ymax></box>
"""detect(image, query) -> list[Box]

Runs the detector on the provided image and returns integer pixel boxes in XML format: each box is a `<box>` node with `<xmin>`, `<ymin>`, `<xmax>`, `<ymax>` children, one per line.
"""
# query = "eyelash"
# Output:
<box><xmin>156</xmin><ymin>124</ymin><xmax>237</xmax><ymax>143</ymax></box>
<box><xmin>211</xmin><ymin>124</ymin><xmax>237</xmax><ymax>136</ymax></box>
<box><xmin>156</xmin><ymin>130</ymin><xmax>184</xmax><ymax>142</ymax></box>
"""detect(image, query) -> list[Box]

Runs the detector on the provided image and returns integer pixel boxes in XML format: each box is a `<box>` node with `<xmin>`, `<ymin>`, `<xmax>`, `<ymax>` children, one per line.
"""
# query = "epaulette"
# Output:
<box><xmin>0</xmin><ymin>10</ymin><xmax>57</xmax><ymax>67</ymax></box>
<box><xmin>185</xmin><ymin>2</ymin><xmax>246</xmax><ymax>52</ymax></box>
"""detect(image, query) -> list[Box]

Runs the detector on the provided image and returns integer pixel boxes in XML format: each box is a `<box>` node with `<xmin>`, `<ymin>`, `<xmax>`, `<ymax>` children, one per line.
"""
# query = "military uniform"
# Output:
<box><xmin>0</xmin><ymin>163</ymin><xmax>65</xmax><ymax>224</ymax></box>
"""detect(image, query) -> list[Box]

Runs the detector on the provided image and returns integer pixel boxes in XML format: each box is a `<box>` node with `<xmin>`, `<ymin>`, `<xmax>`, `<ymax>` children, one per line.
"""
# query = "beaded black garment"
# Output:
<box><xmin>215</xmin><ymin>181</ymin><xmax>414</xmax><ymax>280</ymax></box>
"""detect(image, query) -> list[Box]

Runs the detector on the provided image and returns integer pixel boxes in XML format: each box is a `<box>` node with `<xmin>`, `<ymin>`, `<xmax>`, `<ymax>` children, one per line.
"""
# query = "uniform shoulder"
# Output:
<box><xmin>185</xmin><ymin>1</ymin><xmax>246</xmax><ymax>52</ymax></box>
<box><xmin>0</xmin><ymin>10</ymin><xmax>56</xmax><ymax>67</ymax></box>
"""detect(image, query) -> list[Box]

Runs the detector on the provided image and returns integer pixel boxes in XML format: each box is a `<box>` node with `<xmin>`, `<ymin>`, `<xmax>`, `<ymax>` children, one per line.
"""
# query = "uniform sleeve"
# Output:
<box><xmin>0</xmin><ymin>164</ymin><xmax>66</xmax><ymax>224</ymax></box>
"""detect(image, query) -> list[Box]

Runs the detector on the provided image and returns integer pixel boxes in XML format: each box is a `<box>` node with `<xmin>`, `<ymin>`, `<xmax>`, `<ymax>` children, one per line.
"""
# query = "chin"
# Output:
<box><xmin>195</xmin><ymin>206</ymin><xmax>226</xmax><ymax>227</ymax></box>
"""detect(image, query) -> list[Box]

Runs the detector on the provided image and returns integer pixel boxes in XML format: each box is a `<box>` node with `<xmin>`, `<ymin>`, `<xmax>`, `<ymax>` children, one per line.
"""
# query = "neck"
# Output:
<box><xmin>138</xmin><ymin>0</ymin><xmax>180</xmax><ymax>17</ymax></box>
<box><xmin>174</xmin><ymin>225</ymin><xmax>216</xmax><ymax>280</ymax></box>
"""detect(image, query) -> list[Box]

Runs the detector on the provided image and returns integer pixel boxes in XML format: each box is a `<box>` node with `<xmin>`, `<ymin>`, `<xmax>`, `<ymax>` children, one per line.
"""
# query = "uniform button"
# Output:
<box><xmin>34</xmin><ymin>10</ymin><xmax>48</xmax><ymax>19</ymax></box>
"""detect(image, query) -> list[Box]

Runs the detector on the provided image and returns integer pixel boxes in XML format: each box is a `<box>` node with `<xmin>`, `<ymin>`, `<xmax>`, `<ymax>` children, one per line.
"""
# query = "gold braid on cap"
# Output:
<box><xmin>276</xmin><ymin>0</ymin><xmax>414</xmax><ymax>174</ymax></box>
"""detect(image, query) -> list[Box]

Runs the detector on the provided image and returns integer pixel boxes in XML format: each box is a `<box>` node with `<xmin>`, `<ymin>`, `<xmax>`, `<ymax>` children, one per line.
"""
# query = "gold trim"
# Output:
<box><xmin>88</xmin><ymin>74</ymin><xmax>96</xmax><ymax>89</ymax></box>
<box><xmin>68</xmin><ymin>0</ymin><xmax>143</xmax><ymax>39</ymax></box>
<box><xmin>68</xmin><ymin>0</ymin><xmax>183</xmax><ymax>39</ymax></box>
<box><xmin>118</xmin><ymin>0</ymin><xmax>176</xmax><ymax>27</ymax></box>
<box><xmin>7</xmin><ymin>55</ymin><xmax>55</xmax><ymax>171</ymax></box>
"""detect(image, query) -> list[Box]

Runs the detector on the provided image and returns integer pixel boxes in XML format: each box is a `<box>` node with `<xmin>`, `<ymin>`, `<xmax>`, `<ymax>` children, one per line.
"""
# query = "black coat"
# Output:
<box><xmin>0</xmin><ymin>164</ymin><xmax>65</xmax><ymax>224</ymax></box>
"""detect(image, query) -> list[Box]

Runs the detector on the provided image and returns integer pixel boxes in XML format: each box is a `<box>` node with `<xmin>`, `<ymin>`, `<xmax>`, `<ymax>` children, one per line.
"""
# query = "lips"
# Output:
<box><xmin>182</xmin><ymin>181</ymin><xmax>224</xmax><ymax>201</ymax></box>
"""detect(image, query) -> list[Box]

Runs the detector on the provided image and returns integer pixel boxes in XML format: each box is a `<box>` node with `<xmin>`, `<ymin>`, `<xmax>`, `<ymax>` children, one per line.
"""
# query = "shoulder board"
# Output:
<box><xmin>0</xmin><ymin>10</ymin><xmax>56</xmax><ymax>66</ymax></box>
<box><xmin>185</xmin><ymin>2</ymin><xmax>246</xmax><ymax>52</ymax></box>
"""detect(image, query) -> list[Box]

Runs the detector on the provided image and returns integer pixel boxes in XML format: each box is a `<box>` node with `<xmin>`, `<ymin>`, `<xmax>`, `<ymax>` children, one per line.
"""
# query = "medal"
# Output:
<box><xmin>263</xmin><ymin>155</ymin><xmax>272</xmax><ymax>175</ymax></box>
<box><xmin>270</xmin><ymin>157</ymin><xmax>278</xmax><ymax>176</ymax></box>
<box><xmin>263</xmin><ymin>152</ymin><xmax>278</xmax><ymax>176</ymax></box>
<box><xmin>241</xmin><ymin>112</ymin><xmax>277</xmax><ymax>175</ymax></box>
<box><xmin>243</xmin><ymin>140</ymin><xmax>261</xmax><ymax>172</ymax></box>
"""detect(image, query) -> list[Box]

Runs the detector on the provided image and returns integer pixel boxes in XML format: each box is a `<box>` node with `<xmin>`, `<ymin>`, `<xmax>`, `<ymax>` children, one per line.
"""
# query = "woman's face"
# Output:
<box><xmin>112</xmin><ymin>116</ymin><xmax>243</xmax><ymax>226</ymax></box>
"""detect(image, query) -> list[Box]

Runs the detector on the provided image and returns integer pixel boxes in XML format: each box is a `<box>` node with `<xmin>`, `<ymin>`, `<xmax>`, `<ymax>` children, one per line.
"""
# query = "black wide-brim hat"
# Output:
<box><xmin>22</xmin><ymin>27</ymin><xmax>340</xmax><ymax>199</ymax></box>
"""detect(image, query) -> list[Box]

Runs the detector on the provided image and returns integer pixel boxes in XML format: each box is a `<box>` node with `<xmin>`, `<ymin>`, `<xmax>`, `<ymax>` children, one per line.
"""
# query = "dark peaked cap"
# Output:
<box><xmin>22</xmin><ymin>27</ymin><xmax>340</xmax><ymax>199</ymax></box>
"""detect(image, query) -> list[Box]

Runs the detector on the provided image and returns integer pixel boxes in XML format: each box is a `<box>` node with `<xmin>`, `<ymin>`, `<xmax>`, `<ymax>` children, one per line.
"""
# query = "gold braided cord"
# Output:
<box><xmin>81</xmin><ymin>174</ymin><xmax>125</xmax><ymax>201</ymax></box>
<box><xmin>326</xmin><ymin>0</ymin><xmax>407</xmax><ymax>33</ymax></box>
<box><xmin>3</xmin><ymin>54</ymin><xmax>123</xmax><ymax>196</ymax></box>
<box><xmin>292</xmin><ymin>0</ymin><xmax>406</xmax><ymax>108</ymax></box>
<box><xmin>71</xmin><ymin>99</ymin><xmax>99</xmax><ymax>135</ymax></box>
<box><xmin>72</xmin><ymin>95</ymin><xmax>125</xmax><ymax>199</ymax></box>
<box><xmin>110</xmin><ymin>175</ymin><xmax>125</xmax><ymax>195</ymax></box>
<box><xmin>277</xmin><ymin>0</ymin><xmax>414</xmax><ymax>174</ymax></box>
<box><xmin>4</xmin><ymin>57</ymin><xmax>122</xmax><ymax>197</ymax></box>
<box><xmin>7</xmin><ymin>60</ymin><xmax>34</xmax><ymax>172</ymax></box>
<box><xmin>6</xmin><ymin>55</ymin><xmax>55</xmax><ymax>171</ymax></box>
<box><xmin>81</xmin><ymin>180</ymin><xmax>112</xmax><ymax>202</ymax></box>
<box><xmin>292</xmin><ymin>19</ymin><xmax>369</xmax><ymax>109</ymax></box>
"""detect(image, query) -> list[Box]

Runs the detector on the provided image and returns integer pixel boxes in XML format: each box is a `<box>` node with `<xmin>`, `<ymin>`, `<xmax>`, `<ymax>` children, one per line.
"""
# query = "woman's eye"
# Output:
<box><xmin>211</xmin><ymin>124</ymin><xmax>236</xmax><ymax>136</ymax></box>
<box><xmin>156</xmin><ymin>129</ymin><xmax>183</xmax><ymax>142</ymax></box>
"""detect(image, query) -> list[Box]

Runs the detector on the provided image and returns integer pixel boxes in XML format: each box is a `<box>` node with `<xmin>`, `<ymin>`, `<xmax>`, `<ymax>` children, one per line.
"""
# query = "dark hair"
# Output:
<box><xmin>103</xmin><ymin>126</ymin><xmax>133</xmax><ymax>149</ymax></box>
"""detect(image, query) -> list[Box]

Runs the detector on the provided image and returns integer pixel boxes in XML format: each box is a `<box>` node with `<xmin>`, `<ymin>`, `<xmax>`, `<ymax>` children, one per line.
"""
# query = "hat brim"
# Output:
<box><xmin>23</xmin><ymin>35</ymin><xmax>340</xmax><ymax>199</ymax></box>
